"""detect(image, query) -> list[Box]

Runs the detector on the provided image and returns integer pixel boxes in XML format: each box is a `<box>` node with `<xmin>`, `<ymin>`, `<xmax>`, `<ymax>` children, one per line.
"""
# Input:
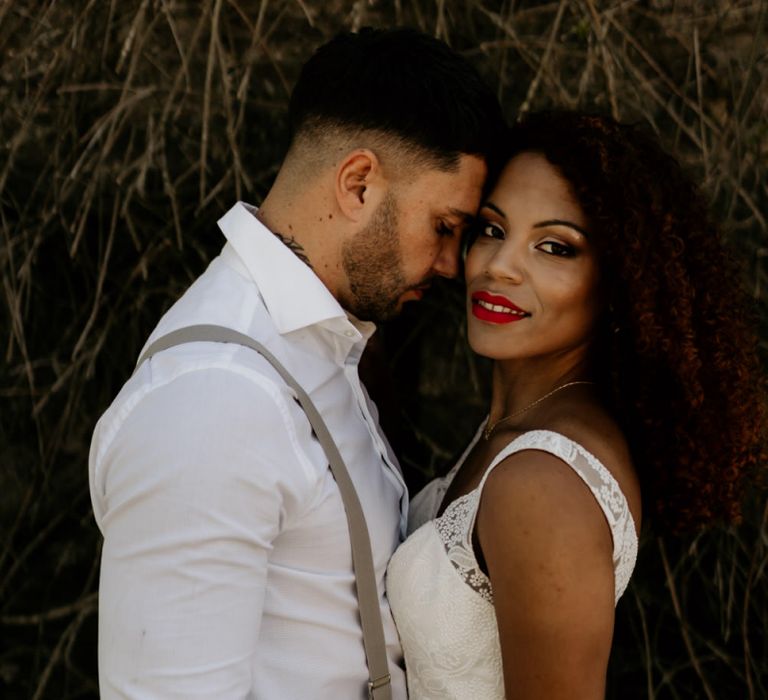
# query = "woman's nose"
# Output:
<box><xmin>485</xmin><ymin>243</ymin><xmax>525</xmax><ymax>283</ymax></box>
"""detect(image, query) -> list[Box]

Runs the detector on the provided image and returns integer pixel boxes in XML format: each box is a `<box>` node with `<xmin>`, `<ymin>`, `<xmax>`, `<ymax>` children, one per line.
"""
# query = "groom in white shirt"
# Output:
<box><xmin>89</xmin><ymin>27</ymin><xmax>505</xmax><ymax>699</ymax></box>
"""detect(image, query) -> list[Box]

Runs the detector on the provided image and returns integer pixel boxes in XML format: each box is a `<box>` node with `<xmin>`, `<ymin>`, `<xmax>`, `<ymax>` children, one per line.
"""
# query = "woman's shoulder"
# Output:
<box><xmin>484</xmin><ymin>398</ymin><xmax>640</xmax><ymax>522</ymax></box>
<box><xmin>479</xmin><ymin>417</ymin><xmax>640</xmax><ymax>601</ymax></box>
<box><xmin>477</xmin><ymin>442</ymin><xmax>617</xmax><ymax>601</ymax></box>
<box><xmin>492</xmin><ymin>424</ymin><xmax>639</xmax><ymax>523</ymax></box>
<box><xmin>543</xmin><ymin>407</ymin><xmax>642</xmax><ymax>530</ymax></box>
<box><xmin>480</xmin><ymin>404</ymin><xmax>641</xmax><ymax>560</ymax></box>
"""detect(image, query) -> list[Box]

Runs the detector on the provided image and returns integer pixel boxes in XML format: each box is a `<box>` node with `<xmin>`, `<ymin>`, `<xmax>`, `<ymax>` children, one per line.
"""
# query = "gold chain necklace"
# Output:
<box><xmin>482</xmin><ymin>381</ymin><xmax>595</xmax><ymax>440</ymax></box>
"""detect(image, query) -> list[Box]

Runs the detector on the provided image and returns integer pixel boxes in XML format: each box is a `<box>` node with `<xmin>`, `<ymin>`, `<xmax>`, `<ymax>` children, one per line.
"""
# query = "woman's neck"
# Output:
<box><xmin>488</xmin><ymin>354</ymin><xmax>594</xmax><ymax>425</ymax></box>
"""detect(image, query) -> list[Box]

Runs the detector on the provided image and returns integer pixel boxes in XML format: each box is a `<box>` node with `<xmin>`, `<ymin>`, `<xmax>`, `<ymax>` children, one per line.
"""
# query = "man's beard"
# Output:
<box><xmin>341</xmin><ymin>192</ymin><xmax>427</xmax><ymax>322</ymax></box>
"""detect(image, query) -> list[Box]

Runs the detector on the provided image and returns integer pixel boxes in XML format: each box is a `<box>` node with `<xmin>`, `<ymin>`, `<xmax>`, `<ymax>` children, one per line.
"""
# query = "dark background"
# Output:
<box><xmin>1</xmin><ymin>1</ymin><xmax>767</xmax><ymax>697</ymax></box>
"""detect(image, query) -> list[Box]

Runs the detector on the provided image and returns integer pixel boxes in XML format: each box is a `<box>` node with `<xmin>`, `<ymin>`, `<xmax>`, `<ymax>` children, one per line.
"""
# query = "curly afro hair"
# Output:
<box><xmin>505</xmin><ymin>111</ymin><xmax>766</xmax><ymax>533</ymax></box>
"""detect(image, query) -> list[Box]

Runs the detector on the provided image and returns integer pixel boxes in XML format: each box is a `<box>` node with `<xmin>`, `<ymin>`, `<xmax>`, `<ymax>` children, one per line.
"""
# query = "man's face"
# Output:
<box><xmin>341</xmin><ymin>154</ymin><xmax>487</xmax><ymax>322</ymax></box>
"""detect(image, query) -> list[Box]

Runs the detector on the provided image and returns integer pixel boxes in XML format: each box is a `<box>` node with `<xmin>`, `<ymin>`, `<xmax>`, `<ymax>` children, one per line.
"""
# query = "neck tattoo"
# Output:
<box><xmin>483</xmin><ymin>380</ymin><xmax>595</xmax><ymax>440</ymax></box>
<box><xmin>273</xmin><ymin>231</ymin><xmax>313</xmax><ymax>270</ymax></box>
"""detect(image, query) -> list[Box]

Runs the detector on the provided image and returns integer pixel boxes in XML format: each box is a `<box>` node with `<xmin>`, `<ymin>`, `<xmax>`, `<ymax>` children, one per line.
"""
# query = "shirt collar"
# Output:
<box><xmin>217</xmin><ymin>202</ymin><xmax>375</xmax><ymax>341</ymax></box>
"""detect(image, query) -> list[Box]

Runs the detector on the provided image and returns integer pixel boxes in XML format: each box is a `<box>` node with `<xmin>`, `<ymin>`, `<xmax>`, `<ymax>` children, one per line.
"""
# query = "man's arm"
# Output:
<box><xmin>93</xmin><ymin>367</ymin><xmax>317</xmax><ymax>698</ymax></box>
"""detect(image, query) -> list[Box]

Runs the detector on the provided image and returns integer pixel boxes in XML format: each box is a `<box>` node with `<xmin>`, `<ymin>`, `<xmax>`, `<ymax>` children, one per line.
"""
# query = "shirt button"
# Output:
<box><xmin>344</xmin><ymin>330</ymin><xmax>355</xmax><ymax>338</ymax></box>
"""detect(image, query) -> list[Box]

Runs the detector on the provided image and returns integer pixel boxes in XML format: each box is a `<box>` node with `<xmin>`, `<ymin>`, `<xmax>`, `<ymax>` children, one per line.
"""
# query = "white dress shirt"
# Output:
<box><xmin>89</xmin><ymin>202</ymin><xmax>408</xmax><ymax>699</ymax></box>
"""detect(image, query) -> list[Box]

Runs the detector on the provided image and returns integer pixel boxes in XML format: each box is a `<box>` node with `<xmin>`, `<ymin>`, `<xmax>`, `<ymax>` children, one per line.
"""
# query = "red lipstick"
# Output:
<box><xmin>471</xmin><ymin>291</ymin><xmax>530</xmax><ymax>324</ymax></box>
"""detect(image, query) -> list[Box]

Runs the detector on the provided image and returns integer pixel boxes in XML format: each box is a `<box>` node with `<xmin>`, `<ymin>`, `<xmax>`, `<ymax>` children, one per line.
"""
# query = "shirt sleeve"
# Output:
<box><xmin>92</xmin><ymin>366</ymin><xmax>320</xmax><ymax>698</ymax></box>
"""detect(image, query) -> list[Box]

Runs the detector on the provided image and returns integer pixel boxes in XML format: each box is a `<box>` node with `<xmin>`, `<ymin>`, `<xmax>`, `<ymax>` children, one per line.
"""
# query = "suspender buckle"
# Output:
<box><xmin>368</xmin><ymin>673</ymin><xmax>391</xmax><ymax>699</ymax></box>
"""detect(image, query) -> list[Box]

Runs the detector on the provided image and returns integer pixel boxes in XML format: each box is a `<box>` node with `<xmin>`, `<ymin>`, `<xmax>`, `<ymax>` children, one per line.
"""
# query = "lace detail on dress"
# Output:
<box><xmin>408</xmin><ymin>421</ymin><xmax>487</xmax><ymax>535</ymax></box>
<box><xmin>433</xmin><ymin>429</ymin><xmax>638</xmax><ymax>605</ymax></box>
<box><xmin>434</xmin><ymin>491</ymin><xmax>492</xmax><ymax>603</ymax></box>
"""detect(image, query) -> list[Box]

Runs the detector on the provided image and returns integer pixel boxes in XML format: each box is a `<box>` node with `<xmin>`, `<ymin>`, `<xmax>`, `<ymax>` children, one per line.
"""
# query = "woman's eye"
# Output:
<box><xmin>462</xmin><ymin>220</ymin><xmax>504</xmax><ymax>256</ymax></box>
<box><xmin>436</xmin><ymin>222</ymin><xmax>454</xmax><ymax>237</ymax></box>
<box><xmin>478</xmin><ymin>221</ymin><xmax>505</xmax><ymax>240</ymax></box>
<box><xmin>537</xmin><ymin>240</ymin><xmax>575</xmax><ymax>257</ymax></box>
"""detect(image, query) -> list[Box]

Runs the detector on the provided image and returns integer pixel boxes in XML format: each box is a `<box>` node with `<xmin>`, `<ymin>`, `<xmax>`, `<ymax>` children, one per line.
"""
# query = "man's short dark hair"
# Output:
<box><xmin>288</xmin><ymin>27</ymin><xmax>506</xmax><ymax>173</ymax></box>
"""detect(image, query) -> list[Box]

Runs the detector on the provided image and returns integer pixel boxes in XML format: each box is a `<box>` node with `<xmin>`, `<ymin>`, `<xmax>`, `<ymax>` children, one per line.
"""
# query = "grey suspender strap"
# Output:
<box><xmin>136</xmin><ymin>324</ymin><xmax>392</xmax><ymax>700</ymax></box>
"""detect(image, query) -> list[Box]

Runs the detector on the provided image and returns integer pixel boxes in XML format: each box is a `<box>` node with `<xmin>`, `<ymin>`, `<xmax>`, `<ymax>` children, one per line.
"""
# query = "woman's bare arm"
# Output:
<box><xmin>476</xmin><ymin>449</ymin><xmax>616</xmax><ymax>699</ymax></box>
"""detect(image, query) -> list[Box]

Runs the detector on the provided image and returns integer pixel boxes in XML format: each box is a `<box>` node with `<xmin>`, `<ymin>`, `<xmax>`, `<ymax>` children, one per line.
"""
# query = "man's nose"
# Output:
<box><xmin>432</xmin><ymin>235</ymin><xmax>462</xmax><ymax>279</ymax></box>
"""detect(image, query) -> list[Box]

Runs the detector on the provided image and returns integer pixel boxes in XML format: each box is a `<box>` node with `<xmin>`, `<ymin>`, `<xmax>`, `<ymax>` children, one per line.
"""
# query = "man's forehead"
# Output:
<box><xmin>404</xmin><ymin>155</ymin><xmax>486</xmax><ymax>214</ymax></box>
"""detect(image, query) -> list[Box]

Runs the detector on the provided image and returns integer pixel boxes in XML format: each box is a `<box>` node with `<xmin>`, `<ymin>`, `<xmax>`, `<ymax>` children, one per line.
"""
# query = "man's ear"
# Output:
<box><xmin>335</xmin><ymin>149</ymin><xmax>385</xmax><ymax>222</ymax></box>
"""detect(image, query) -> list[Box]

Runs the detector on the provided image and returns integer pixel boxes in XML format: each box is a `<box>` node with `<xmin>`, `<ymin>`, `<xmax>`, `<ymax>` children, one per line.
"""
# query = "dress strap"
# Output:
<box><xmin>471</xmin><ymin>430</ymin><xmax>638</xmax><ymax>601</ymax></box>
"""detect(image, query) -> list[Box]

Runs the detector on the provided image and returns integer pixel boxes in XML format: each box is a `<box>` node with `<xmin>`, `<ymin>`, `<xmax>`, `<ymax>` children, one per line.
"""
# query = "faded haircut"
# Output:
<box><xmin>287</xmin><ymin>27</ymin><xmax>507</xmax><ymax>178</ymax></box>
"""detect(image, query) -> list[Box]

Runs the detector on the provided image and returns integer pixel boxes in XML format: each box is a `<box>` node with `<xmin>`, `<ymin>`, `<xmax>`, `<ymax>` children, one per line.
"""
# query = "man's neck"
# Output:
<box><xmin>269</xmin><ymin>229</ymin><xmax>314</xmax><ymax>270</ymax></box>
<box><xmin>256</xmin><ymin>188</ymin><xmax>344</xmax><ymax>298</ymax></box>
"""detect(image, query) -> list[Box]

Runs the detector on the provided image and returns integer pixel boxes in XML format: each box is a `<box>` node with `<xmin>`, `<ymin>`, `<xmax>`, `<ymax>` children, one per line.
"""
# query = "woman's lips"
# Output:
<box><xmin>470</xmin><ymin>291</ymin><xmax>530</xmax><ymax>324</ymax></box>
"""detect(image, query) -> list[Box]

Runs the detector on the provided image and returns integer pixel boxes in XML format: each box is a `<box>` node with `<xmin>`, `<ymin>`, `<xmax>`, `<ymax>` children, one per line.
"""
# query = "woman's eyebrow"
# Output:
<box><xmin>480</xmin><ymin>201</ymin><xmax>506</xmax><ymax>218</ymax></box>
<box><xmin>534</xmin><ymin>219</ymin><xmax>590</xmax><ymax>238</ymax></box>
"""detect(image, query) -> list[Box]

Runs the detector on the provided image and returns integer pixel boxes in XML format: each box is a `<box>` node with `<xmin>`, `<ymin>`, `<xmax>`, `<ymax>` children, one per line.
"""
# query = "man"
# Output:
<box><xmin>89</xmin><ymin>27</ymin><xmax>505</xmax><ymax>699</ymax></box>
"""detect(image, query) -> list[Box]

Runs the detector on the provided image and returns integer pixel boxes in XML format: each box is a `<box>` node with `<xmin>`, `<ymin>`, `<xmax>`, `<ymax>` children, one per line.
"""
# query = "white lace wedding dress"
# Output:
<box><xmin>386</xmin><ymin>428</ymin><xmax>638</xmax><ymax>699</ymax></box>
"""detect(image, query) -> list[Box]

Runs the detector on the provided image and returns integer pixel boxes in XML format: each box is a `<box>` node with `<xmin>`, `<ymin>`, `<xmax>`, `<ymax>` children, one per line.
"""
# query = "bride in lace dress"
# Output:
<box><xmin>386</xmin><ymin>112</ymin><xmax>765</xmax><ymax>699</ymax></box>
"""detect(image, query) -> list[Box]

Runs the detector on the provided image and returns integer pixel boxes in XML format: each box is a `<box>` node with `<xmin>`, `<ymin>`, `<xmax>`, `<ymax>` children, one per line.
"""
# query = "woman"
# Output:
<box><xmin>386</xmin><ymin>111</ymin><xmax>765</xmax><ymax>699</ymax></box>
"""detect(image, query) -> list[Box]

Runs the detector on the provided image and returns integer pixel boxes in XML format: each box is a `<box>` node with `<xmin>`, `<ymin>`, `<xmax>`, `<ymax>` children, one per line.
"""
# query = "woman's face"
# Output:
<box><xmin>465</xmin><ymin>152</ymin><xmax>601</xmax><ymax>365</ymax></box>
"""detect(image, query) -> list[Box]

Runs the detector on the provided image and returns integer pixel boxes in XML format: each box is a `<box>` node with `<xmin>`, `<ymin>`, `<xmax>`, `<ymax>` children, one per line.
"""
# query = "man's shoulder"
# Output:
<box><xmin>88</xmin><ymin>346</ymin><xmax>328</xmax><ymax>524</ymax></box>
<box><xmin>93</xmin><ymin>350</ymin><xmax>290</xmax><ymax>448</ymax></box>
